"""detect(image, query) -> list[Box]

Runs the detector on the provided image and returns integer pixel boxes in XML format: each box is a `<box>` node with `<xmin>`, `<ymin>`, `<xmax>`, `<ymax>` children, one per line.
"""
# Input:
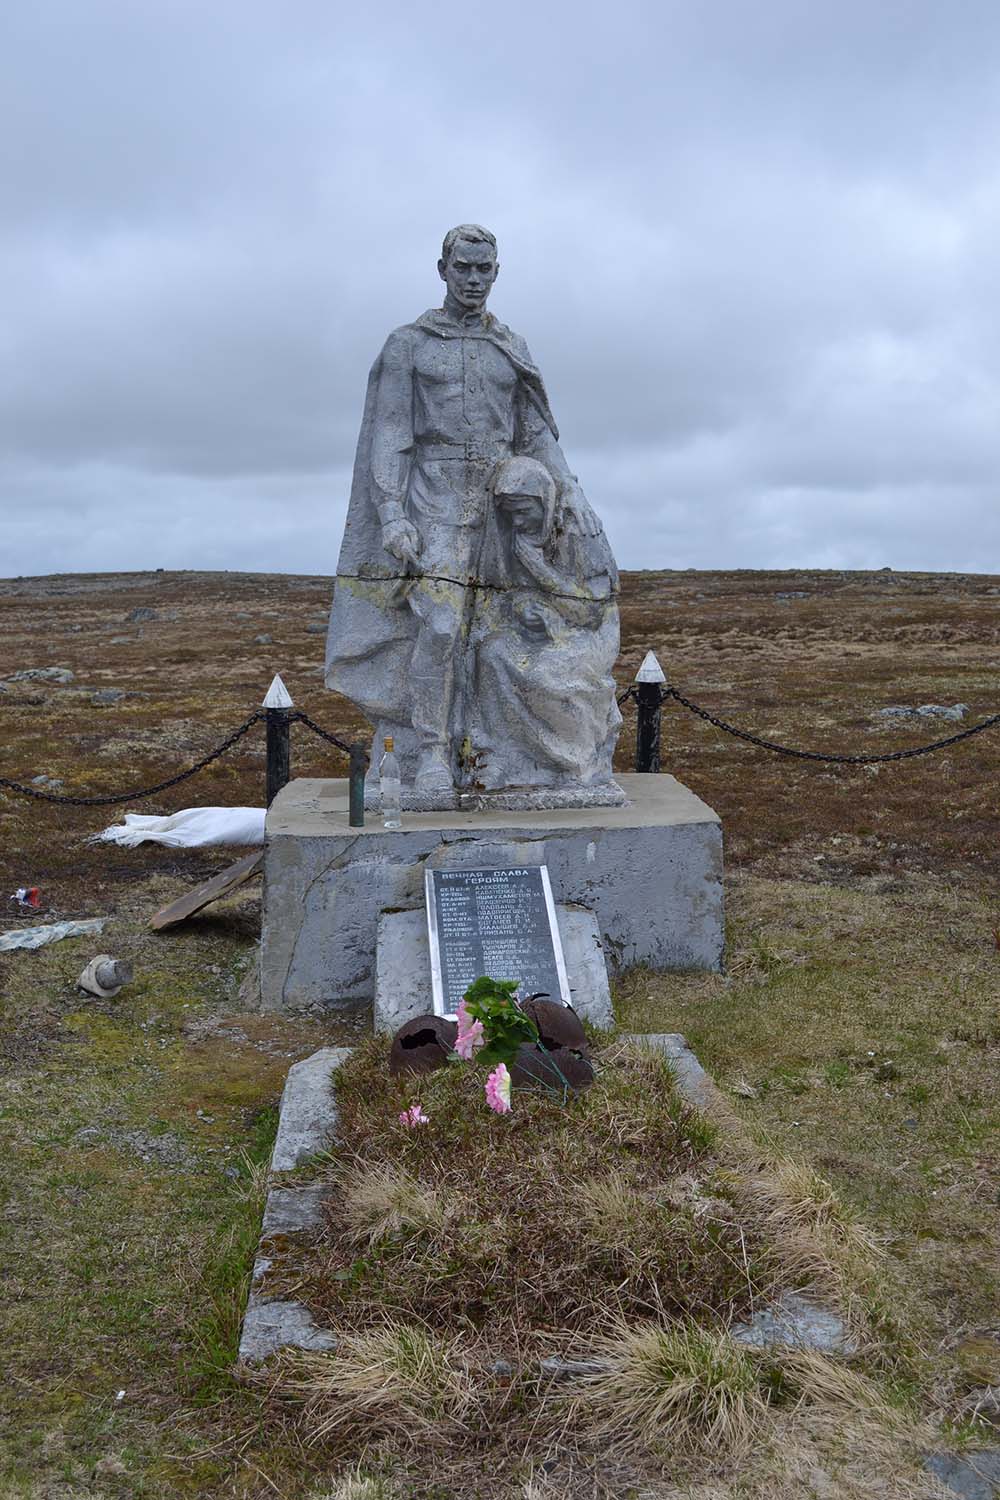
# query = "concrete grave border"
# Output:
<box><xmin>239</xmin><ymin>1033</ymin><xmax>855</xmax><ymax>1365</ymax></box>
<box><xmin>238</xmin><ymin>1047</ymin><xmax>349</xmax><ymax>1364</ymax></box>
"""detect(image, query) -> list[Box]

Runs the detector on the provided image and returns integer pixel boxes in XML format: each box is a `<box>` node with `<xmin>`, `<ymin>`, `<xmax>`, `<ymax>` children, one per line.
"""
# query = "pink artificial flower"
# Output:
<box><xmin>398</xmin><ymin>1103</ymin><xmax>429</xmax><ymax>1128</ymax></box>
<box><xmin>454</xmin><ymin>998</ymin><xmax>485</xmax><ymax>1061</ymax></box>
<box><xmin>485</xmin><ymin>1063</ymin><xmax>512</xmax><ymax>1114</ymax></box>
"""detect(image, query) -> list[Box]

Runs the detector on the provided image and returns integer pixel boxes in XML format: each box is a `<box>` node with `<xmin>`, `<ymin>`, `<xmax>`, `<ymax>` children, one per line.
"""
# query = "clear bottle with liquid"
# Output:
<box><xmin>379</xmin><ymin>735</ymin><xmax>402</xmax><ymax>830</ymax></box>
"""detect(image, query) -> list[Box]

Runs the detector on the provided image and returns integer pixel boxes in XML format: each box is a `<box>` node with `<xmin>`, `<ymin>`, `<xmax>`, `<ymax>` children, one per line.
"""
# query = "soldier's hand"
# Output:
<box><xmin>382</xmin><ymin>517</ymin><xmax>422</xmax><ymax>569</ymax></box>
<box><xmin>558</xmin><ymin>481</ymin><xmax>602</xmax><ymax>538</ymax></box>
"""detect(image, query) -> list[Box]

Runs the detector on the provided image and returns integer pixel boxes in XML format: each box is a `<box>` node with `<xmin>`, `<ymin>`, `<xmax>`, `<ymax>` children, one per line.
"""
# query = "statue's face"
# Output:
<box><xmin>438</xmin><ymin>238</ymin><xmax>499</xmax><ymax>312</ymax></box>
<box><xmin>497</xmin><ymin>491</ymin><xmax>547</xmax><ymax>541</ymax></box>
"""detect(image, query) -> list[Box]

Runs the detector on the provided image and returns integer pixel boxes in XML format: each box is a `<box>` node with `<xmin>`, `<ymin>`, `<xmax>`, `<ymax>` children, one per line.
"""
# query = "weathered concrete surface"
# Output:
<box><xmin>261</xmin><ymin>773</ymin><xmax>723</xmax><ymax>1011</ymax></box>
<box><xmin>374</xmin><ymin>901</ymin><xmax>614</xmax><ymax>1032</ymax></box>
<box><xmin>626</xmin><ymin>1031</ymin><xmax>727</xmax><ymax>1116</ymax></box>
<box><xmin>260</xmin><ymin>1182</ymin><xmax>328</xmax><ymax>1237</ymax></box>
<box><xmin>239</xmin><ymin>1298</ymin><xmax>336</xmax><ymax>1363</ymax></box>
<box><xmin>270</xmin><ymin>1047</ymin><xmax>351</xmax><ymax>1169</ymax></box>
<box><xmin>239</xmin><ymin>1049</ymin><xmax>346</xmax><ymax>1364</ymax></box>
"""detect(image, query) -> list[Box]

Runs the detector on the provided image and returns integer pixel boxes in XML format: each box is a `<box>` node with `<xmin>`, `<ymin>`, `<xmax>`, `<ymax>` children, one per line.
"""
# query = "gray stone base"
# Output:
<box><xmin>374</xmin><ymin>902</ymin><xmax>614</xmax><ymax>1033</ymax></box>
<box><xmin>261</xmin><ymin>773</ymin><xmax>723</xmax><ymax>1012</ymax></box>
<box><xmin>365</xmin><ymin>780</ymin><xmax>629</xmax><ymax>813</ymax></box>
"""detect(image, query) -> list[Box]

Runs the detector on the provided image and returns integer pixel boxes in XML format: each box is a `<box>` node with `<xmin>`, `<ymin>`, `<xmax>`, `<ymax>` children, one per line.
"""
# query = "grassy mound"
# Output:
<box><xmin>256</xmin><ymin>1038</ymin><xmax>930</xmax><ymax>1496</ymax></box>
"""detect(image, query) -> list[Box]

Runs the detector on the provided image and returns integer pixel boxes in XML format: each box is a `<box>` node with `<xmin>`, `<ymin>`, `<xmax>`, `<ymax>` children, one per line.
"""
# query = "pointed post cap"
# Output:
<box><xmin>635</xmin><ymin>650</ymin><xmax>666</xmax><ymax>684</ymax></box>
<box><xmin>262</xmin><ymin>673</ymin><xmax>294</xmax><ymax>709</ymax></box>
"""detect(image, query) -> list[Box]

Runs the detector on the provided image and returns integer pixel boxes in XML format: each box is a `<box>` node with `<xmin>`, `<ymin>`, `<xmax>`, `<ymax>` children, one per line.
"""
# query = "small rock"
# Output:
<box><xmin>491</xmin><ymin>1358</ymin><xmax>515</xmax><ymax>1377</ymax></box>
<box><xmin>539</xmin><ymin>1355</ymin><xmax>609</xmax><ymax>1379</ymax></box>
<box><xmin>126</xmin><ymin>607</ymin><xmax>156</xmax><ymax>623</ymax></box>
<box><xmin>730</xmin><ymin>1291</ymin><xmax>859</xmax><ymax>1355</ymax></box>
<box><xmin>305</xmin><ymin>621</ymin><xmax>326</xmax><ymax>634</ymax></box>
<box><xmin>30</xmin><ymin>774</ymin><xmax>64</xmax><ymax>789</ymax></box>
<box><xmin>109</xmin><ymin>636</ymin><xmax>133</xmax><ymax>645</ymax></box>
<box><xmin>916</xmin><ymin>703</ymin><xmax>968</xmax><ymax>722</ymax></box>
<box><xmin>923</xmin><ymin>1450</ymin><xmax>1000</xmax><ymax>1499</ymax></box>
<box><xmin>254</xmin><ymin>634</ymin><xmax>273</xmax><ymax>645</ymax></box>
<box><xmin>72</xmin><ymin>1127</ymin><xmax>101</xmax><ymax>1142</ymax></box>
<box><xmin>223</xmin><ymin>1166</ymin><xmax>240</xmax><ymax>1180</ymax></box>
<box><xmin>92</xmin><ymin>688</ymin><xmax>126</xmax><ymax>706</ymax></box>
<box><xmin>876</xmin><ymin>704</ymin><xmax>968</xmax><ymax>723</ymax></box>
<box><xmin>6</xmin><ymin>666</ymin><xmax>74</xmax><ymax>684</ymax></box>
<box><xmin>775</xmin><ymin>591</ymin><xmax>810</xmax><ymax>600</ymax></box>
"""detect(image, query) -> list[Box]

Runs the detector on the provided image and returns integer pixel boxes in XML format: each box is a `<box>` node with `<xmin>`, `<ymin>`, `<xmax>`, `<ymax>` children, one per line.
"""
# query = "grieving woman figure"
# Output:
<box><xmin>466</xmin><ymin>456</ymin><xmax>623</xmax><ymax>801</ymax></box>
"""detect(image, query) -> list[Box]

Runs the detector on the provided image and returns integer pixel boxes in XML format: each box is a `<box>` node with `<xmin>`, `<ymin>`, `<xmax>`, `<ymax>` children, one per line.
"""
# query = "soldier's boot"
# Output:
<box><xmin>410</xmin><ymin>671</ymin><xmax>455</xmax><ymax>795</ymax></box>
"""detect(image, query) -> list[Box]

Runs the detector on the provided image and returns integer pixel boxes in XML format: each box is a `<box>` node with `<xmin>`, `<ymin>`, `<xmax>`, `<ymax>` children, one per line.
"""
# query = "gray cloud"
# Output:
<box><xmin>2</xmin><ymin>0</ymin><xmax>1000</xmax><ymax>577</ymax></box>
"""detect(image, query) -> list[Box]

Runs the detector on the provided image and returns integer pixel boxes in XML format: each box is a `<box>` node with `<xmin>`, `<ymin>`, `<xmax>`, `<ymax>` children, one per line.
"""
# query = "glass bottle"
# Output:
<box><xmin>379</xmin><ymin>735</ymin><xmax>402</xmax><ymax>830</ymax></box>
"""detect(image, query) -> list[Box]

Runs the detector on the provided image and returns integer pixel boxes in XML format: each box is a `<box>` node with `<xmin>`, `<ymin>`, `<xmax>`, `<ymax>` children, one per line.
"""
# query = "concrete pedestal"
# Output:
<box><xmin>260</xmin><ymin>773</ymin><xmax>723</xmax><ymax>1013</ymax></box>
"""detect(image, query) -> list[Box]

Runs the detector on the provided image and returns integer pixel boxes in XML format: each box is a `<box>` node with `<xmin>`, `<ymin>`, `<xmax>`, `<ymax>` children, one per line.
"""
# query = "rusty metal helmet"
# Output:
<box><xmin>520</xmin><ymin>997</ymin><xmax>589</xmax><ymax>1054</ymax></box>
<box><xmin>509</xmin><ymin>1043</ymin><xmax>594</xmax><ymax>1091</ymax></box>
<box><xmin>389</xmin><ymin>1014</ymin><xmax>457</xmax><ymax>1075</ymax></box>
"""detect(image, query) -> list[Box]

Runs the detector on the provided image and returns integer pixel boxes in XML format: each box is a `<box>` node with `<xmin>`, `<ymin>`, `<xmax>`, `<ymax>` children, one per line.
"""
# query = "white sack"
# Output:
<box><xmin>93</xmin><ymin>807</ymin><xmax>266</xmax><ymax>849</ymax></box>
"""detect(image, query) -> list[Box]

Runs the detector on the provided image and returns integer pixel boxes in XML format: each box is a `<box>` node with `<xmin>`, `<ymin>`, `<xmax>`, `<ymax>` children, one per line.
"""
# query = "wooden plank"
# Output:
<box><xmin>150</xmin><ymin>851</ymin><xmax>263</xmax><ymax>930</ymax></box>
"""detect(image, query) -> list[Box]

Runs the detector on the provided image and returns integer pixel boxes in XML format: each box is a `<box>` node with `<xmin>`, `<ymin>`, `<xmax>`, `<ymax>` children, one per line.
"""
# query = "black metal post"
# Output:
<box><xmin>634</xmin><ymin>683</ymin><xmax>663</xmax><ymax>773</ymax></box>
<box><xmin>266</xmin><ymin>708</ymin><xmax>291</xmax><ymax>806</ymax></box>
<box><xmin>348</xmin><ymin>741</ymin><xmax>367</xmax><ymax>827</ymax></box>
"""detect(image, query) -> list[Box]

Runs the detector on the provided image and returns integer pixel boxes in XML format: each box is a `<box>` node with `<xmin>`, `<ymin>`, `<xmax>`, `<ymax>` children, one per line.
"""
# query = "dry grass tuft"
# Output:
<box><xmin>732</xmin><ymin>1155</ymin><xmax>882</xmax><ymax>1295</ymax></box>
<box><xmin>576</xmin><ymin>1172</ymin><xmax>650</xmax><ymax>1248</ymax></box>
<box><xmin>340</xmin><ymin>1162</ymin><xmax>446</xmax><ymax>1247</ymax></box>
<box><xmin>312</xmin><ymin>1468</ymin><xmax>398</xmax><ymax>1499</ymax></box>
<box><xmin>776</xmin><ymin>1345</ymin><xmax>902</xmax><ymax>1425</ymax></box>
<box><xmin>567</xmin><ymin>1319</ymin><xmax>770</xmax><ymax>1460</ymax></box>
<box><xmin>284</xmin><ymin>1321</ymin><xmax>475</xmax><ymax>1441</ymax></box>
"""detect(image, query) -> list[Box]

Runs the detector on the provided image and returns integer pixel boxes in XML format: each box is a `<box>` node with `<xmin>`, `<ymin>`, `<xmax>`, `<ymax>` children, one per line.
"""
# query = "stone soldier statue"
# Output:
<box><xmin>325</xmin><ymin>223</ymin><xmax>623</xmax><ymax>807</ymax></box>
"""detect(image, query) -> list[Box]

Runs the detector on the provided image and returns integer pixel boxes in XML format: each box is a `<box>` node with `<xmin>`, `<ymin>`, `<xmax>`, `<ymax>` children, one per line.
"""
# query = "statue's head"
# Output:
<box><xmin>438</xmin><ymin>224</ymin><xmax>499</xmax><ymax>313</ymax></box>
<box><xmin>490</xmin><ymin>456</ymin><xmax>557</xmax><ymax>542</ymax></box>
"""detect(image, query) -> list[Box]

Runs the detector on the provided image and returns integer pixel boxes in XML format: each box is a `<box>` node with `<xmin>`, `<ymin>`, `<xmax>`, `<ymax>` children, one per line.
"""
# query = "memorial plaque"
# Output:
<box><xmin>425</xmin><ymin>866</ymin><xmax>572</xmax><ymax>1019</ymax></box>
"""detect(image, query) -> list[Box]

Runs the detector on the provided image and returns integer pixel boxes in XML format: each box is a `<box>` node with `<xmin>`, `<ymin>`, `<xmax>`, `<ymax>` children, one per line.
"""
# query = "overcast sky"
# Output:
<box><xmin>3</xmin><ymin>0</ymin><xmax>1000</xmax><ymax>578</ymax></box>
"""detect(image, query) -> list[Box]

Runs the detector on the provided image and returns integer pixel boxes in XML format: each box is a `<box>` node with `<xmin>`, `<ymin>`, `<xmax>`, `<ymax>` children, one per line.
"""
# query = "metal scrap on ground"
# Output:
<box><xmin>150</xmin><ymin>851</ymin><xmax>263</xmax><ymax>931</ymax></box>
<box><xmin>0</xmin><ymin>918</ymin><xmax>108</xmax><ymax>952</ymax></box>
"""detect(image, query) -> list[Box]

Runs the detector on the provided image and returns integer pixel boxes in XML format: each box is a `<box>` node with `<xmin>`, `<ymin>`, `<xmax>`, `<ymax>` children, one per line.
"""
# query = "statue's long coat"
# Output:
<box><xmin>324</xmin><ymin>308</ymin><xmax>564</xmax><ymax>727</ymax></box>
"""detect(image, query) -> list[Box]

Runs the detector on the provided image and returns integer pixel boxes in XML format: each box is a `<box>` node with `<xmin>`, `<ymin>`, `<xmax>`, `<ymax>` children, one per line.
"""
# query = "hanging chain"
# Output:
<box><xmin>662</xmin><ymin>685</ymin><xmax>1000</xmax><ymax>765</ymax></box>
<box><xmin>0</xmin><ymin>712</ymin><xmax>266</xmax><ymax>807</ymax></box>
<box><xmin>292</xmin><ymin>710</ymin><xmax>357</xmax><ymax>757</ymax></box>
